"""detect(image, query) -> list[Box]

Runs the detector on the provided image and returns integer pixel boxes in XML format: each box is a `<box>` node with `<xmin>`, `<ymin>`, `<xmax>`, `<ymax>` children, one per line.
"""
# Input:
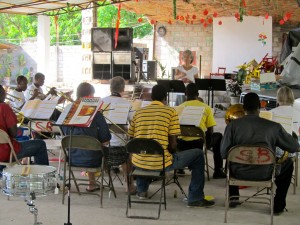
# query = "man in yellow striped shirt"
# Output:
<box><xmin>128</xmin><ymin>85</ymin><xmax>215</xmax><ymax>208</ymax></box>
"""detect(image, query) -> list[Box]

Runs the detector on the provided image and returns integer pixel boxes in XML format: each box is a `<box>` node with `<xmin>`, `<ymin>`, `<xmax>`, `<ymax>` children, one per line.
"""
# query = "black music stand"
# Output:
<box><xmin>195</xmin><ymin>78</ymin><xmax>226</xmax><ymax>107</ymax></box>
<box><xmin>53</xmin><ymin>124</ymin><xmax>73</xmax><ymax>225</ymax></box>
<box><xmin>157</xmin><ymin>79</ymin><xmax>185</xmax><ymax>105</ymax></box>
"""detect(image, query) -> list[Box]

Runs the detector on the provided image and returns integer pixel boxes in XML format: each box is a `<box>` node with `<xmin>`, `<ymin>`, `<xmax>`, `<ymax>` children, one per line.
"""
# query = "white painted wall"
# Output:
<box><xmin>213</xmin><ymin>16</ymin><xmax>272</xmax><ymax>73</ymax></box>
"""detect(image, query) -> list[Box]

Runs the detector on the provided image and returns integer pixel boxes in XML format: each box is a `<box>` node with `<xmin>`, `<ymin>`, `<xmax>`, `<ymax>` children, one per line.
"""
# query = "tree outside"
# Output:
<box><xmin>0</xmin><ymin>5</ymin><xmax>152</xmax><ymax>46</ymax></box>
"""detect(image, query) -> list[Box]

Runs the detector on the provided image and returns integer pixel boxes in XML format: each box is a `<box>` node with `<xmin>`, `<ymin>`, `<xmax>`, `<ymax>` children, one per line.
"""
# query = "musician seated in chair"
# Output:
<box><xmin>128</xmin><ymin>84</ymin><xmax>215</xmax><ymax>208</ymax></box>
<box><xmin>220</xmin><ymin>92</ymin><xmax>299</xmax><ymax>214</ymax></box>
<box><xmin>24</xmin><ymin>72</ymin><xmax>62</xmax><ymax>123</ymax></box>
<box><xmin>0</xmin><ymin>85</ymin><xmax>49</xmax><ymax>168</ymax></box>
<box><xmin>102</xmin><ymin>76</ymin><xmax>136</xmax><ymax>194</ymax></box>
<box><xmin>8</xmin><ymin>75</ymin><xmax>28</xmax><ymax>110</ymax></box>
<box><xmin>177</xmin><ymin>83</ymin><xmax>226</xmax><ymax>179</ymax></box>
<box><xmin>270</xmin><ymin>86</ymin><xmax>299</xmax><ymax>160</ymax></box>
<box><xmin>24</xmin><ymin>72</ymin><xmax>56</xmax><ymax>101</ymax></box>
<box><xmin>62</xmin><ymin>82</ymin><xmax>111</xmax><ymax>192</ymax></box>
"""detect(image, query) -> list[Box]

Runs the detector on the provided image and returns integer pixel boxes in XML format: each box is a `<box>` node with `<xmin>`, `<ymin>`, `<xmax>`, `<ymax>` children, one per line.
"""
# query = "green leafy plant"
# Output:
<box><xmin>155</xmin><ymin>58</ymin><xmax>168</xmax><ymax>78</ymax></box>
<box><xmin>236</xmin><ymin>67</ymin><xmax>247</xmax><ymax>84</ymax></box>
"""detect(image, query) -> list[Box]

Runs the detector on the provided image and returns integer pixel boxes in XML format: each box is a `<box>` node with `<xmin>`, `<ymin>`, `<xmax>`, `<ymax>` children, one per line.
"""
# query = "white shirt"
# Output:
<box><xmin>270</xmin><ymin>105</ymin><xmax>298</xmax><ymax>158</ymax></box>
<box><xmin>8</xmin><ymin>89</ymin><xmax>25</xmax><ymax>109</ymax></box>
<box><xmin>24</xmin><ymin>83</ymin><xmax>45</xmax><ymax>101</ymax></box>
<box><xmin>176</xmin><ymin>65</ymin><xmax>198</xmax><ymax>83</ymax></box>
<box><xmin>102</xmin><ymin>95</ymin><xmax>132</xmax><ymax>147</ymax></box>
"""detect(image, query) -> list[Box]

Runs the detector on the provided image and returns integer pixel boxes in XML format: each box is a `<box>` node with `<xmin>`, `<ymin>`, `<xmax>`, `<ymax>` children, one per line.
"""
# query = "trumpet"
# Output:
<box><xmin>101</xmin><ymin>103</ymin><xmax>130</xmax><ymax>144</ymax></box>
<box><xmin>5</xmin><ymin>93</ymin><xmax>23</xmax><ymax>102</ymax></box>
<box><xmin>28</xmin><ymin>89</ymin><xmax>45</xmax><ymax>99</ymax></box>
<box><xmin>45</xmin><ymin>86</ymin><xmax>74</xmax><ymax>103</ymax></box>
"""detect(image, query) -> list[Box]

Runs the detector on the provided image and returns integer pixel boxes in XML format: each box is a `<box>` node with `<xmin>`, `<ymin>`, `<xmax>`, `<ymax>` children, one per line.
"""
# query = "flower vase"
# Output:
<box><xmin>230</xmin><ymin>96</ymin><xmax>240</xmax><ymax>105</ymax></box>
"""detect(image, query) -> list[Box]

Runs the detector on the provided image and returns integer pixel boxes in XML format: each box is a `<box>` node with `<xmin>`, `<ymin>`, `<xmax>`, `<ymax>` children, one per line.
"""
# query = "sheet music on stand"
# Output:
<box><xmin>56</xmin><ymin>97</ymin><xmax>103</xmax><ymax>127</ymax></box>
<box><xmin>179</xmin><ymin>106</ymin><xmax>204</xmax><ymax>126</ymax></box>
<box><xmin>141</xmin><ymin>100</ymin><xmax>151</xmax><ymax>108</ymax></box>
<box><xmin>20</xmin><ymin>97</ymin><xmax>59</xmax><ymax>119</ymax></box>
<box><xmin>104</xmin><ymin>103</ymin><xmax>130</xmax><ymax>125</ymax></box>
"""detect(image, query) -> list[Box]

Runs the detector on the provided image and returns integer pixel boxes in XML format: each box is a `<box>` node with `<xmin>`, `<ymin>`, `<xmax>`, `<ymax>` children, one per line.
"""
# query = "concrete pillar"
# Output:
<box><xmin>37</xmin><ymin>16</ymin><xmax>51</xmax><ymax>82</ymax></box>
<box><xmin>81</xmin><ymin>8</ymin><xmax>94</xmax><ymax>81</ymax></box>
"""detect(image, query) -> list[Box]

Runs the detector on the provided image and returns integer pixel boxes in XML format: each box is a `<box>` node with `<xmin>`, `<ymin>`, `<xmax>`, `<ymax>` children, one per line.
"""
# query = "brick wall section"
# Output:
<box><xmin>272</xmin><ymin>24</ymin><xmax>298</xmax><ymax>61</ymax></box>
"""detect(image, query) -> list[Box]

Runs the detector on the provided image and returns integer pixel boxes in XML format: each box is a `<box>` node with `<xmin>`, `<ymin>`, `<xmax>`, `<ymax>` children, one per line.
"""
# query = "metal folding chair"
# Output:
<box><xmin>61</xmin><ymin>135</ymin><xmax>115</xmax><ymax>208</ymax></box>
<box><xmin>125</xmin><ymin>138</ymin><xmax>166</xmax><ymax>220</ymax></box>
<box><xmin>224</xmin><ymin>145</ymin><xmax>276</xmax><ymax>225</ymax></box>
<box><xmin>180</xmin><ymin>125</ymin><xmax>210</xmax><ymax>180</ymax></box>
<box><xmin>0</xmin><ymin>129</ymin><xmax>21</xmax><ymax>167</ymax></box>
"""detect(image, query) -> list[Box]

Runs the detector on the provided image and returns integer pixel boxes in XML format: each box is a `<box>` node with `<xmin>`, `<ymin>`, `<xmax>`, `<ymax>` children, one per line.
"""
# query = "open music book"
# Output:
<box><xmin>178</xmin><ymin>106</ymin><xmax>205</xmax><ymax>126</ymax></box>
<box><xmin>103</xmin><ymin>103</ymin><xmax>130</xmax><ymax>125</ymax></box>
<box><xmin>56</xmin><ymin>97</ymin><xmax>103</xmax><ymax>127</ymax></box>
<box><xmin>20</xmin><ymin>98</ymin><xmax>59</xmax><ymax>119</ymax></box>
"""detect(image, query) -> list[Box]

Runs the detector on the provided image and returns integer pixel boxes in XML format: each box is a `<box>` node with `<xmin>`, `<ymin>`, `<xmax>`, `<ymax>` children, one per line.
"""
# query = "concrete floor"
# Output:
<box><xmin>0</xmin><ymin>117</ymin><xmax>299</xmax><ymax>225</ymax></box>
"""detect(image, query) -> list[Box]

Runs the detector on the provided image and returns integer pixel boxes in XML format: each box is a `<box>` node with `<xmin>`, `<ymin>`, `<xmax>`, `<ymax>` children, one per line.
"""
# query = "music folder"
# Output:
<box><xmin>56</xmin><ymin>97</ymin><xmax>103</xmax><ymax>127</ymax></box>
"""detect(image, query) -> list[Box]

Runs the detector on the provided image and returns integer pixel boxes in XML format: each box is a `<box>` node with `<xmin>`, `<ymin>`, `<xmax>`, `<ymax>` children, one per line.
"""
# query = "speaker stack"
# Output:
<box><xmin>91</xmin><ymin>27</ymin><xmax>134</xmax><ymax>80</ymax></box>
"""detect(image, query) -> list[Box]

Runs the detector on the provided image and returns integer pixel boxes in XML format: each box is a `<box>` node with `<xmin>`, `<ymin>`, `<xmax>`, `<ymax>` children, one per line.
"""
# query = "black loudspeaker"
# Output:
<box><xmin>93</xmin><ymin>52</ymin><xmax>112</xmax><ymax>79</ymax></box>
<box><xmin>142</xmin><ymin>60</ymin><xmax>157</xmax><ymax>80</ymax></box>
<box><xmin>112</xmin><ymin>51</ymin><xmax>134</xmax><ymax>80</ymax></box>
<box><xmin>91</xmin><ymin>28</ymin><xmax>133</xmax><ymax>52</ymax></box>
<box><xmin>91</xmin><ymin>28</ymin><xmax>112</xmax><ymax>52</ymax></box>
<box><xmin>112</xmin><ymin>28</ymin><xmax>133</xmax><ymax>51</ymax></box>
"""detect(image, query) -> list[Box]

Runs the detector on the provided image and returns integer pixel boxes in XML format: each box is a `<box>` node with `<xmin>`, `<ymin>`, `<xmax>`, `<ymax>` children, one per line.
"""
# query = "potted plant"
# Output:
<box><xmin>227</xmin><ymin>79</ymin><xmax>242</xmax><ymax>105</ymax></box>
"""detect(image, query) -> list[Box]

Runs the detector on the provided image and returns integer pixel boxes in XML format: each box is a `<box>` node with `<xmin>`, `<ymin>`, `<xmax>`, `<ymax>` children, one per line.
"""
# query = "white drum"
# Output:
<box><xmin>2</xmin><ymin>165</ymin><xmax>57</xmax><ymax>197</ymax></box>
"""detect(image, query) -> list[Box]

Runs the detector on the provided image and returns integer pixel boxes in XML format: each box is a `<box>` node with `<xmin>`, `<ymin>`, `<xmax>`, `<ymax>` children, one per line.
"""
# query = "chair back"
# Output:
<box><xmin>228</xmin><ymin>145</ymin><xmax>275</xmax><ymax>165</ymax></box>
<box><xmin>180</xmin><ymin>125</ymin><xmax>205</xmax><ymax>140</ymax></box>
<box><xmin>217</xmin><ymin>67</ymin><xmax>226</xmax><ymax>75</ymax></box>
<box><xmin>29</xmin><ymin>120</ymin><xmax>63</xmax><ymax>135</ymax></box>
<box><xmin>61</xmin><ymin>135</ymin><xmax>103</xmax><ymax>156</ymax></box>
<box><xmin>0</xmin><ymin>129</ymin><xmax>20</xmax><ymax>165</ymax></box>
<box><xmin>126</xmin><ymin>138</ymin><xmax>164</xmax><ymax>155</ymax></box>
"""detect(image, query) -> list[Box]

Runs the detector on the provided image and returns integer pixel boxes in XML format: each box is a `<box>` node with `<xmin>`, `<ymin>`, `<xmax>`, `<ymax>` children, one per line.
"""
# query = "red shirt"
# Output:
<box><xmin>0</xmin><ymin>103</ymin><xmax>21</xmax><ymax>161</ymax></box>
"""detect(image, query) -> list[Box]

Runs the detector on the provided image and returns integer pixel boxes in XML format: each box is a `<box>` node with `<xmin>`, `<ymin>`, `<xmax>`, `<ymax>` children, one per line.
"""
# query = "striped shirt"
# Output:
<box><xmin>128</xmin><ymin>101</ymin><xmax>181</xmax><ymax>170</ymax></box>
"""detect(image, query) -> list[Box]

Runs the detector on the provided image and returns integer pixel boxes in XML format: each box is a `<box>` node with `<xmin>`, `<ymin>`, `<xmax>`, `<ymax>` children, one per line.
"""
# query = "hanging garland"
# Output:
<box><xmin>238</xmin><ymin>0</ymin><xmax>246</xmax><ymax>22</ymax></box>
<box><xmin>173</xmin><ymin>0</ymin><xmax>176</xmax><ymax>19</ymax></box>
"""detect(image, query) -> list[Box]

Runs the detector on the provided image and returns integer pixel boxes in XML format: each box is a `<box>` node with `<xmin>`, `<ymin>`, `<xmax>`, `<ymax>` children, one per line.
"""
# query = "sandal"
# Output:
<box><xmin>86</xmin><ymin>187</ymin><xmax>100</xmax><ymax>192</ymax></box>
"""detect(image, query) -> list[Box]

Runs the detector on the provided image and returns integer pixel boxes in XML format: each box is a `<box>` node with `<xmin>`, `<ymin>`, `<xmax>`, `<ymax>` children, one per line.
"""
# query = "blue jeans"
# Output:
<box><xmin>17</xmin><ymin>140</ymin><xmax>49</xmax><ymax>165</ymax></box>
<box><xmin>136</xmin><ymin>148</ymin><xmax>205</xmax><ymax>203</ymax></box>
